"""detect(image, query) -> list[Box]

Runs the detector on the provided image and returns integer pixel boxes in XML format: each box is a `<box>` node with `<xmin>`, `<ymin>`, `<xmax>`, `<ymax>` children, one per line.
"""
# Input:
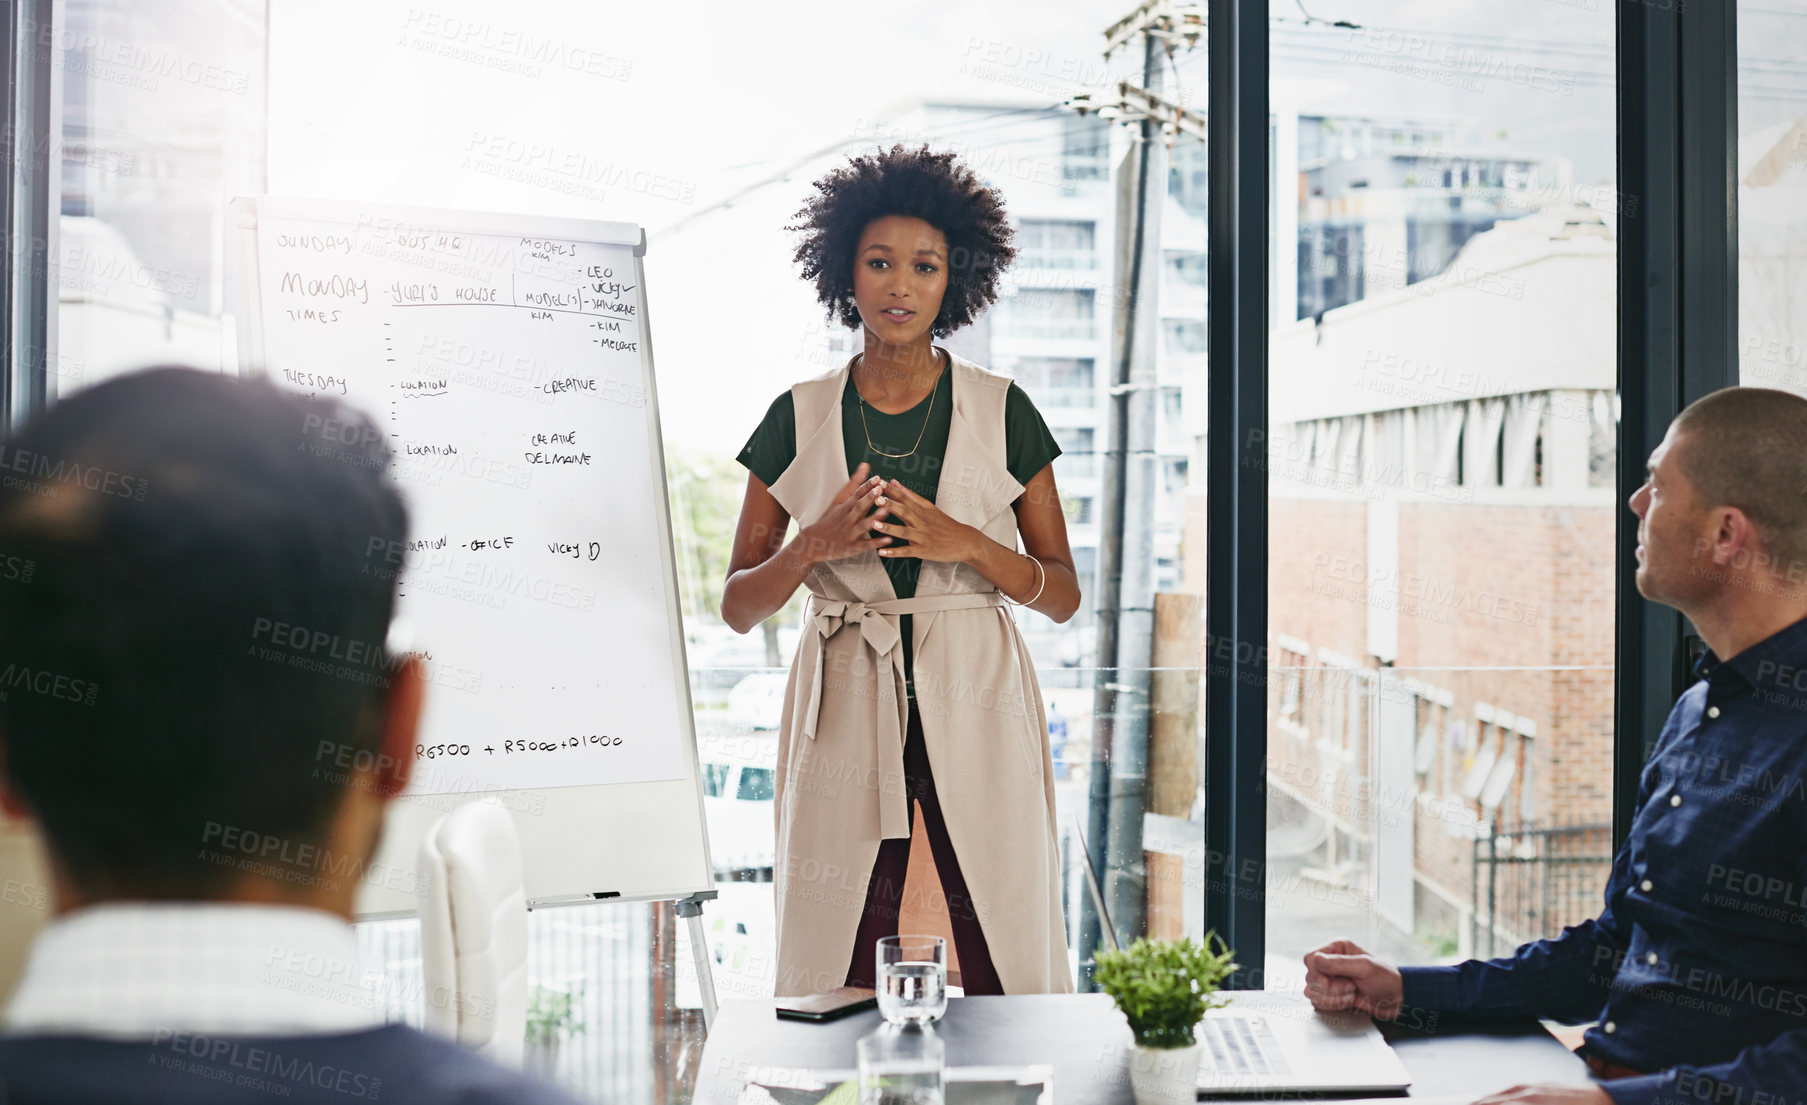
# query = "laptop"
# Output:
<box><xmin>1187</xmin><ymin>990</ymin><xmax>1413</xmax><ymax>1093</ymax></box>
<box><xmin>1071</xmin><ymin>816</ymin><xmax>1413</xmax><ymax>1095</ymax></box>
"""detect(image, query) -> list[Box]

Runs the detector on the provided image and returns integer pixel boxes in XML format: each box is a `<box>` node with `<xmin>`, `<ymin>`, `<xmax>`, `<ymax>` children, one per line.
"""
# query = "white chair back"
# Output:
<box><xmin>418</xmin><ymin>800</ymin><xmax>529</xmax><ymax>1066</ymax></box>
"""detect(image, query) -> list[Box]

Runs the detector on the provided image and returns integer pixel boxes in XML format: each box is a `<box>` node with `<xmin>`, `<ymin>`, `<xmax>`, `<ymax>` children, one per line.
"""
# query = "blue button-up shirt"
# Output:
<box><xmin>1401</xmin><ymin>614</ymin><xmax>1807</xmax><ymax>1104</ymax></box>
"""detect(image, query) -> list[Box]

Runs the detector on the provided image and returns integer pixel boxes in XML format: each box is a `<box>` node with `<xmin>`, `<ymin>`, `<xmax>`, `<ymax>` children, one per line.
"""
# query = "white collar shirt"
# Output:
<box><xmin>3</xmin><ymin>901</ymin><xmax>386</xmax><ymax>1039</ymax></box>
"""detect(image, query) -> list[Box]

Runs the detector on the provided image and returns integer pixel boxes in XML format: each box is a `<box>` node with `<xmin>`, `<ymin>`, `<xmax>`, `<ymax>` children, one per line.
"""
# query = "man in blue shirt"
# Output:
<box><xmin>1305</xmin><ymin>386</ymin><xmax>1807</xmax><ymax>1105</ymax></box>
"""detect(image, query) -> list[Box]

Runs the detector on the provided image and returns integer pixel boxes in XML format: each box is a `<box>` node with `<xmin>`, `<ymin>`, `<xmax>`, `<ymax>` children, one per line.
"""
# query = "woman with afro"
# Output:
<box><xmin>722</xmin><ymin>144</ymin><xmax>1079</xmax><ymax>996</ymax></box>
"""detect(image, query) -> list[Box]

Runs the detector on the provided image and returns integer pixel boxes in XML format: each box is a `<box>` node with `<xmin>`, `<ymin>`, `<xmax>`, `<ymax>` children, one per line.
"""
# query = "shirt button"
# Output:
<box><xmin>1671</xmin><ymin>795</ymin><xmax>1682</xmax><ymax>807</ymax></box>
<box><xmin>1647</xmin><ymin>952</ymin><xmax>1659</xmax><ymax>966</ymax></box>
<box><xmin>1604</xmin><ymin>1021</ymin><xmax>1618</xmax><ymax>1034</ymax></box>
<box><xmin>1641</xmin><ymin>879</ymin><xmax>1654</xmax><ymax>892</ymax></box>
<box><xmin>1707</xmin><ymin>706</ymin><xmax>1721</xmax><ymax>719</ymax></box>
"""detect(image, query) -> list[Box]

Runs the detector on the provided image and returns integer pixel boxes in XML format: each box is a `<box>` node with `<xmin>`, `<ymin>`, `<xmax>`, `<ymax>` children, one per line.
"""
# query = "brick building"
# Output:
<box><xmin>1185</xmin><ymin>206</ymin><xmax>1619</xmax><ymax>957</ymax></box>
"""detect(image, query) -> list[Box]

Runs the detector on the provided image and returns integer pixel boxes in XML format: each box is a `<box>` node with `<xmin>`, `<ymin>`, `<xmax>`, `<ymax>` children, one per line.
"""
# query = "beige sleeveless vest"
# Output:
<box><xmin>765</xmin><ymin>347</ymin><xmax>1074</xmax><ymax>997</ymax></box>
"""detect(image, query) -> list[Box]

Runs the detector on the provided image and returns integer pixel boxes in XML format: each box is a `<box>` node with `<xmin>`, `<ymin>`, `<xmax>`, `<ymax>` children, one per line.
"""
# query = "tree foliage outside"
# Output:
<box><xmin>667</xmin><ymin>449</ymin><xmax>805</xmax><ymax>659</ymax></box>
<box><xmin>667</xmin><ymin>448</ymin><xmax>743</xmax><ymax>624</ymax></box>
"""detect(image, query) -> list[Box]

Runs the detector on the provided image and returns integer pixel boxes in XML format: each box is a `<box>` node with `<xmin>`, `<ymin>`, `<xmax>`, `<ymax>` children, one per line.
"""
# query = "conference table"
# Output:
<box><xmin>694</xmin><ymin>992</ymin><xmax>1603</xmax><ymax>1105</ymax></box>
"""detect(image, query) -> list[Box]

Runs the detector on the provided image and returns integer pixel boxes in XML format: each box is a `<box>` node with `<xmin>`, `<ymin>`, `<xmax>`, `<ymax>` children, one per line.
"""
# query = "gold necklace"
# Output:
<box><xmin>854</xmin><ymin>350</ymin><xmax>945</xmax><ymax>459</ymax></box>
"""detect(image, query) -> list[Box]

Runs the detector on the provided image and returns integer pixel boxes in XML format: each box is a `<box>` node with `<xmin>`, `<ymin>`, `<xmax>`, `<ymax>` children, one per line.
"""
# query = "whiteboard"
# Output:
<box><xmin>230</xmin><ymin>196</ymin><xmax>712</xmax><ymax>916</ymax></box>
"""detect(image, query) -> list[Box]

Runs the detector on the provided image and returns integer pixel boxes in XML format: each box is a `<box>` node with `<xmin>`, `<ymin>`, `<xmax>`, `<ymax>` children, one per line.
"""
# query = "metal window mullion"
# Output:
<box><xmin>4</xmin><ymin>1</ymin><xmax>56</xmax><ymax>428</ymax></box>
<box><xmin>1677</xmin><ymin>0</ymin><xmax>1739</xmax><ymax>405</ymax></box>
<box><xmin>1615</xmin><ymin>3</ymin><xmax>1738</xmax><ymax>846</ymax></box>
<box><xmin>1204</xmin><ymin>0</ymin><xmax>1268</xmax><ymax>988</ymax></box>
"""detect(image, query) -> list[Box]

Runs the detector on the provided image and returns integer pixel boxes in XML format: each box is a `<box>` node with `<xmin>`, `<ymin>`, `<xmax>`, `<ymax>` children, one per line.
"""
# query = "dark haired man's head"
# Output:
<box><xmin>787</xmin><ymin>143</ymin><xmax>1016</xmax><ymax>340</ymax></box>
<box><xmin>1630</xmin><ymin>386</ymin><xmax>1807</xmax><ymax>653</ymax></box>
<box><xmin>0</xmin><ymin>367</ymin><xmax>422</xmax><ymax>913</ymax></box>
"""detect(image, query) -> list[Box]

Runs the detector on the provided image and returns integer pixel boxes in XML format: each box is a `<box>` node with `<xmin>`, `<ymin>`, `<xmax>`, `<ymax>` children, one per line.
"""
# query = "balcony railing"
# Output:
<box><xmin>1031</xmin><ymin>385</ymin><xmax>1099</xmax><ymax>409</ymax></box>
<box><xmin>1056</xmin><ymin>452</ymin><xmax>1100</xmax><ymax>480</ymax></box>
<box><xmin>1265</xmin><ymin>664</ymin><xmax>1617</xmax><ymax>970</ymax></box>
<box><xmin>994</xmin><ymin>317</ymin><xmax>1098</xmax><ymax>341</ymax></box>
<box><xmin>1019</xmin><ymin>247</ymin><xmax>1099</xmax><ymax>270</ymax></box>
<box><xmin>1472</xmin><ymin>822</ymin><xmax>1613</xmax><ymax>957</ymax></box>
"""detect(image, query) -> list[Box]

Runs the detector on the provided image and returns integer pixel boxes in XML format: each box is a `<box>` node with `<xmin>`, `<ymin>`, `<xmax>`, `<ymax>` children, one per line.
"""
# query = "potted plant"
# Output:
<box><xmin>1093</xmin><ymin>934</ymin><xmax>1238</xmax><ymax>1105</ymax></box>
<box><xmin>524</xmin><ymin>982</ymin><xmax>585</xmax><ymax>1075</ymax></box>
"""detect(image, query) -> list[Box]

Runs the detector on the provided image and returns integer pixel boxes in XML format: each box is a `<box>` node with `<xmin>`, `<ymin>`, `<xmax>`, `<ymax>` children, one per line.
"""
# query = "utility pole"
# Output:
<box><xmin>1067</xmin><ymin>0</ymin><xmax>1208</xmax><ymax>984</ymax></box>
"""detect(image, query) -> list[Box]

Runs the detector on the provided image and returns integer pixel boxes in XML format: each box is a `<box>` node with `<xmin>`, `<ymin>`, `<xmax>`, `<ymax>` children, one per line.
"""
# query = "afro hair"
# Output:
<box><xmin>786</xmin><ymin>143</ymin><xmax>1016</xmax><ymax>339</ymax></box>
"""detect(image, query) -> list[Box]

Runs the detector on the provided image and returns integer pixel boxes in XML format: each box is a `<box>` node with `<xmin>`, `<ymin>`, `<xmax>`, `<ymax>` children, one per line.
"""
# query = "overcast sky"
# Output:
<box><xmin>267</xmin><ymin>0</ymin><xmax>1804</xmax><ymax>450</ymax></box>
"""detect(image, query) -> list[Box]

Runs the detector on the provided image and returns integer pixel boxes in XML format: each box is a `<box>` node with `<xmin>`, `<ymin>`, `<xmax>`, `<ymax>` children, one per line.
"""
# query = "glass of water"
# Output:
<box><xmin>857</xmin><ymin>1025</ymin><xmax>944</xmax><ymax>1105</ymax></box>
<box><xmin>876</xmin><ymin>934</ymin><xmax>947</xmax><ymax>1025</ymax></box>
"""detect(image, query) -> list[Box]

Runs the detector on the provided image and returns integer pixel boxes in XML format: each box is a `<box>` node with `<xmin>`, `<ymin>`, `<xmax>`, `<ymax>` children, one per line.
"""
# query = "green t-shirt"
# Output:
<box><xmin>735</xmin><ymin>359</ymin><xmax>1062</xmax><ymax>693</ymax></box>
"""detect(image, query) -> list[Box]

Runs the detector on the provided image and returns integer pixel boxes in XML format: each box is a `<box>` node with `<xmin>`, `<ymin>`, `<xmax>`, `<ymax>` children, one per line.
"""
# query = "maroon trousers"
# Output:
<box><xmin>842</xmin><ymin>699</ymin><xmax>1005</xmax><ymax>995</ymax></box>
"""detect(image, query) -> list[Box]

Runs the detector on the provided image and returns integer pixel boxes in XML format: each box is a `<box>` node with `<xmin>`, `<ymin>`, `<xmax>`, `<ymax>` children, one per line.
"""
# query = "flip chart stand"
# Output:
<box><xmin>674</xmin><ymin>890</ymin><xmax>722</xmax><ymax>1027</ymax></box>
<box><xmin>227</xmin><ymin>194</ymin><xmax>725</xmax><ymax>1030</ymax></box>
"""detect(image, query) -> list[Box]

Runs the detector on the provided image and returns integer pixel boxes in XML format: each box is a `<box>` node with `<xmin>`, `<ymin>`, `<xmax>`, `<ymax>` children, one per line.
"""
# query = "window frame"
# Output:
<box><xmin>1202</xmin><ymin>1</ymin><xmax>1742</xmax><ymax>985</ymax></box>
<box><xmin>1204</xmin><ymin>0</ymin><xmax>1270</xmax><ymax>988</ymax></box>
<box><xmin>2</xmin><ymin>1</ymin><xmax>58</xmax><ymax>429</ymax></box>
<box><xmin>1614</xmin><ymin>2</ymin><xmax>1738</xmax><ymax>841</ymax></box>
<box><xmin>0</xmin><ymin>0</ymin><xmax>1746</xmax><ymax>990</ymax></box>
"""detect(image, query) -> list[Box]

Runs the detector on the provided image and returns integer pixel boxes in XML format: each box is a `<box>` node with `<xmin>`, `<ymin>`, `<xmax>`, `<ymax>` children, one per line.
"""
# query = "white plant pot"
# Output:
<box><xmin>1127</xmin><ymin>1040</ymin><xmax>1203</xmax><ymax>1105</ymax></box>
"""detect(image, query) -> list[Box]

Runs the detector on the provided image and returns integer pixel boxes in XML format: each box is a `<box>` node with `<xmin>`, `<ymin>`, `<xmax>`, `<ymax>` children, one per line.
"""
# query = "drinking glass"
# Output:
<box><xmin>857</xmin><ymin>1025</ymin><xmax>945</xmax><ymax>1105</ymax></box>
<box><xmin>876</xmin><ymin>934</ymin><xmax>947</xmax><ymax>1025</ymax></box>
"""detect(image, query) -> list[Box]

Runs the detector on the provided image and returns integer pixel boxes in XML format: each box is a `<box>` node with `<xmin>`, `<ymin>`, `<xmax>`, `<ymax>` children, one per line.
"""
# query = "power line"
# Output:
<box><xmin>1270</xmin><ymin>40</ymin><xmax>1807</xmax><ymax>96</ymax></box>
<box><xmin>1264</xmin><ymin>28</ymin><xmax>1619</xmax><ymax>67</ymax></box>
<box><xmin>857</xmin><ymin>102</ymin><xmax>1077</xmax><ymax>145</ymax></box>
<box><xmin>1261</xmin><ymin>46</ymin><xmax>1617</xmax><ymax>91</ymax></box>
<box><xmin>1735</xmin><ymin>57</ymin><xmax>1807</xmax><ymax>76</ymax></box>
<box><xmin>654</xmin><ymin>102</ymin><xmax>1079</xmax><ymax>240</ymax></box>
<box><xmin>1260</xmin><ymin>37</ymin><xmax>1618</xmax><ymax>81</ymax></box>
<box><xmin>658</xmin><ymin>23</ymin><xmax>1807</xmax><ymax>244</ymax></box>
<box><xmin>1270</xmin><ymin>20</ymin><xmax>1807</xmax><ymax>73</ymax></box>
<box><xmin>1288</xmin><ymin>0</ymin><xmax>1361</xmax><ymax>29</ymax></box>
<box><xmin>1266</xmin><ymin>36</ymin><xmax>1612</xmax><ymax>66</ymax></box>
<box><xmin>713</xmin><ymin>101</ymin><xmax>1071</xmax><ymax>175</ymax></box>
<box><xmin>1269</xmin><ymin>22</ymin><xmax>1613</xmax><ymax>61</ymax></box>
<box><xmin>1738</xmin><ymin>83</ymin><xmax>1807</xmax><ymax>101</ymax></box>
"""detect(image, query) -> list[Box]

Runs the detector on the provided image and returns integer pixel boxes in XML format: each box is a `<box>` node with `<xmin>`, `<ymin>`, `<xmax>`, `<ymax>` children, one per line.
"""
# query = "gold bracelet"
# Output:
<box><xmin>1001</xmin><ymin>553</ymin><xmax>1046</xmax><ymax>607</ymax></box>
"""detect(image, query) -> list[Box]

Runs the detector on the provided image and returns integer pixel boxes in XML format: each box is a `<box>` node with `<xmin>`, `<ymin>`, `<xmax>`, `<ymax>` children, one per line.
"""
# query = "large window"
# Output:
<box><xmin>0</xmin><ymin>0</ymin><xmax>270</xmax><ymax>1014</ymax></box>
<box><xmin>9</xmin><ymin>0</ymin><xmax>1771</xmax><ymax>1095</ymax></box>
<box><xmin>1009</xmin><ymin>355</ymin><xmax>1096</xmax><ymax>409</ymax></box>
<box><xmin>682</xmin><ymin>84</ymin><xmax>1201</xmax><ymax>999</ymax></box>
<box><xmin>55</xmin><ymin>0</ymin><xmax>267</xmax><ymax>392</ymax></box>
<box><xmin>9</xmin><ymin>3</ymin><xmax>1205</xmax><ymax>1034</ymax></box>
<box><xmin>1052</xmin><ymin>425</ymin><xmax>1097</xmax><ymax>481</ymax></box>
<box><xmin>1061</xmin><ymin>112</ymin><xmax>1111</xmax><ymax>187</ymax></box>
<box><xmin>1256</xmin><ymin>0</ymin><xmax>1618</xmax><ymax>984</ymax></box>
<box><xmin>1017</xmin><ymin>218</ymin><xmax>1098</xmax><ymax>269</ymax></box>
<box><xmin>1737</xmin><ymin>2</ymin><xmax>1807</xmax><ymax>392</ymax></box>
<box><xmin>994</xmin><ymin>287</ymin><xmax>1098</xmax><ymax>341</ymax></box>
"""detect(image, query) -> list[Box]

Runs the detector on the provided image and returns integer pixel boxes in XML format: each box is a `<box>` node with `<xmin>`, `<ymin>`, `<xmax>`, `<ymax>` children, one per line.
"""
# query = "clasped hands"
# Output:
<box><xmin>797</xmin><ymin>462</ymin><xmax>982</xmax><ymax>567</ymax></box>
<box><xmin>867</xmin><ymin>477</ymin><xmax>981</xmax><ymax>563</ymax></box>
